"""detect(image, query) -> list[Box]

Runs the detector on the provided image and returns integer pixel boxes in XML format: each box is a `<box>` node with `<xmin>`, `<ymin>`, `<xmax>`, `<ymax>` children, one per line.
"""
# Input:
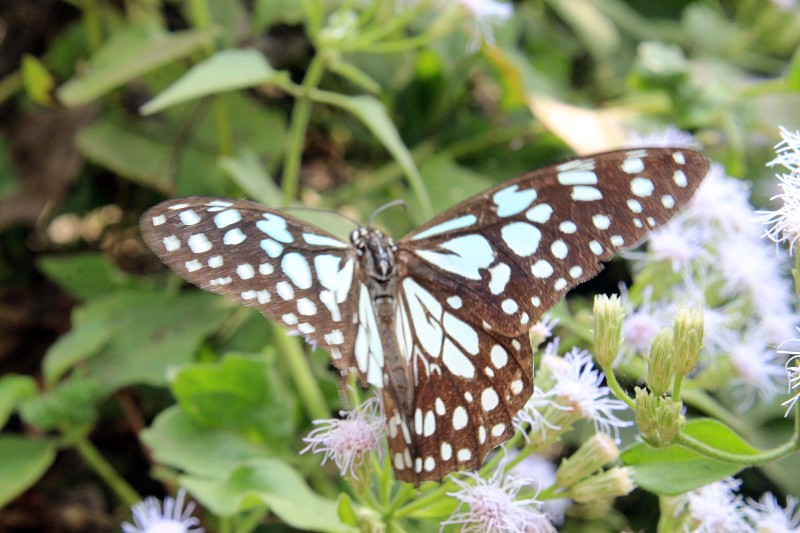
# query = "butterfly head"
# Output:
<box><xmin>351</xmin><ymin>227</ymin><xmax>398</xmax><ymax>282</ymax></box>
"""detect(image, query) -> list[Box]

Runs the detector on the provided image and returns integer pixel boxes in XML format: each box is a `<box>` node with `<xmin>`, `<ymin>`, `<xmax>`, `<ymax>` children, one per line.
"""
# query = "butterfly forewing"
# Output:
<box><xmin>140</xmin><ymin>197</ymin><xmax>367</xmax><ymax>382</ymax></box>
<box><xmin>400</xmin><ymin>148</ymin><xmax>710</xmax><ymax>336</ymax></box>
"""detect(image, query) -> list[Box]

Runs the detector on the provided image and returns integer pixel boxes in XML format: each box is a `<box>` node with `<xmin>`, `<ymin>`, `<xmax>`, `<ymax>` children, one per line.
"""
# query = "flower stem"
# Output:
<box><xmin>282</xmin><ymin>54</ymin><xmax>327</xmax><ymax>206</ymax></box>
<box><xmin>673</xmin><ymin>431</ymin><xmax>800</xmax><ymax>465</ymax></box>
<box><xmin>74</xmin><ymin>437</ymin><xmax>140</xmax><ymax>506</ymax></box>
<box><xmin>272</xmin><ymin>330</ymin><xmax>330</xmax><ymax>420</ymax></box>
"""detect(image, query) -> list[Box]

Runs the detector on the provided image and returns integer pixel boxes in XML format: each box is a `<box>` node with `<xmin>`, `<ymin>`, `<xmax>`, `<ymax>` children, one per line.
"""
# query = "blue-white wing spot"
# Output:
<box><xmin>411</xmin><ymin>214</ymin><xmax>477</xmax><ymax>241</ymax></box>
<box><xmin>414</xmin><ymin>234</ymin><xmax>493</xmax><ymax>280</ymax></box>
<box><xmin>281</xmin><ymin>252</ymin><xmax>312</xmax><ymax>289</ymax></box>
<box><xmin>257</xmin><ymin>214</ymin><xmax>293</xmax><ymax>243</ymax></box>
<box><xmin>302</xmin><ymin>233</ymin><xmax>348</xmax><ymax>248</ymax></box>
<box><xmin>500</xmin><ymin>221</ymin><xmax>541</xmax><ymax>257</ymax></box>
<box><xmin>492</xmin><ymin>185</ymin><xmax>538</xmax><ymax>217</ymax></box>
<box><xmin>214</xmin><ymin>209</ymin><xmax>242</xmax><ymax>228</ymax></box>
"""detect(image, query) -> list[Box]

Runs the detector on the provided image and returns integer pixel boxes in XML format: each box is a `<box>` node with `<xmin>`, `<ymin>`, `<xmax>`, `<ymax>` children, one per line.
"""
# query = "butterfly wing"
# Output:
<box><xmin>391</xmin><ymin>147</ymin><xmax>709</xmax><ymax>481</ymax></box>
<box><xmin>140</xmin><ymin>197</ymin><xmax>369</xmax><ymax>382</ymax></box>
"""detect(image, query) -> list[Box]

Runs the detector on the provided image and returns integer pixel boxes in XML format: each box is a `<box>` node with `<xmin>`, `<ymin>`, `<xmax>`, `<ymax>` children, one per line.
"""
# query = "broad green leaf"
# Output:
<box><xmin>417</xmin><ymin>154</ymin><xmax>493</xmax><ymax>215</ymax></box>
<box><xmin>21</xmin><ymin>55</ymin><xmax>55</xmax><ymax>106</ymax></box>
<box><xmin>42</xmin><ymin>320</ymin><xmax>113</xmax><ymax>385</ymax></box>
<box><xmin>76</xmin><ymin>118</ymin><xmax>226</xmax><ymax>195</ymax></box>
<box><xmin>141</xmin><ymin>49</ymin><xmax>290</xmax><ymax>115</ymax></box>
<box><xmin>310</xmin><ymin>91</ymin><xmax>432</xmax><ymax>222</ymax></box>
<box><xmin>58</xmin><ymin>24</ymin><xmax>217</xmax><ymax>106</ymax></box>
<box><xmin>181</xmin><ymin>458</ymin><xmax>355</xmax><ymax>532</ymax></box>
<box><xmin>219</xmin><ymin>150</ymin><xmax>281</xmax><ymax>207</ymax></box>
<box><xmin>0</xmin><ymin>375</ymin><xmax>38</xmax><ymax>429</ymax></box>
<box><xmin>46</xmin><ymin>291</ymin><xmax>232</xmax><ymax>392</ymax></box>
<box><xmin>622</xmin><ymin>419</ymin><xmax>757</xmax><ymax>495</ymax></box>
<box><xmin>37</xmin><ymin>252</ymin><xmax>148</xmax><ymax>301</ymax></box>
<box><xmin>0</xmin><ymin>436</ymin><xmax>57</xmax><ymax>507</ymax></box>
<box><xmin>141</xmin><ymin>406</ymin><xmax>272</xmax><ymax>479</ymax></box>
<box><xmin>171</xmin><ymin>354</ymin><xmax>295</xmax><ymax>449</ymax></box>
<box><xmin>19</xmin><ymin>375</ymin><xmax>100</xmax><ymax>431</ymax></box>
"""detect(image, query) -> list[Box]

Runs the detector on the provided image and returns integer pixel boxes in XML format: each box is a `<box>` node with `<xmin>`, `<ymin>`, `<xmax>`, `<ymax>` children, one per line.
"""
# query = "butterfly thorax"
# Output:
<box><xmin>351</xmin><ymin>227</ymin><xmax>415</xmax><ymax>416</ymax></box>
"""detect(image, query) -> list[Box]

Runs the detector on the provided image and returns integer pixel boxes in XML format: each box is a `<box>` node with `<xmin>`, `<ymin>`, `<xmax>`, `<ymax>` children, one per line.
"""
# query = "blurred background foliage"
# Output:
<box><xmin>0</xmin><ymin>0</ymin><xmax>799</xmax><ymax>531</ymax></box>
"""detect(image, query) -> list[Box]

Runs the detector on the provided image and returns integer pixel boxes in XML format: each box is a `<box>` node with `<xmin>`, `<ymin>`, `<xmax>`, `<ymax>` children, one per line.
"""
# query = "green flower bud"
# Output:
<box><xmin>568</xmin><ymin>467</ymin><xmax>636</xmax><ymax>503</ymax></box>
<box><xmin>673</xmin><ymin>305</ymin><xmax>704</xmax><ymax>377</ymax></box>
<box><xmin>646</xmin><ymin>328</ymin><xmax>674</xmax><ymax>396</ymax></box>
<box><xmin>593</xmin><ymin>294</ymin><xmax>624</xmax><ymax>367</ymax></box>
<box><xmin>657</xmin><ymin>398</ymin><xmax>685</xmax><ymax>444</ymax></box>
<box><xmin>556</xmin><ymin>433</ymin><xmax>619</xmax><ymax>488</ymax></box>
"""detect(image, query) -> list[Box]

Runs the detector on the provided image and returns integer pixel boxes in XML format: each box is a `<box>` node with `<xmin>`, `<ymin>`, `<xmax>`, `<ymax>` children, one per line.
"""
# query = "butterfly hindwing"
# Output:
<box><xmin>140</xmin><ymin>197</ymin><xmax>363</xmax><ymax>379</ymax></box>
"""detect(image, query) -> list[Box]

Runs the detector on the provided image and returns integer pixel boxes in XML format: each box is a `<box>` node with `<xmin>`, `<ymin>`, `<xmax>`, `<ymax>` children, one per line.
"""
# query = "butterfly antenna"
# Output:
<box><xmin>368</xmin><ymin>199</ymin><xmax>407</xmax><ymax>226</ymax></box>
<box><xmin>285</xmin><ymin>206</ymin><xmax>361</xmax><ymax>228</ymax></box>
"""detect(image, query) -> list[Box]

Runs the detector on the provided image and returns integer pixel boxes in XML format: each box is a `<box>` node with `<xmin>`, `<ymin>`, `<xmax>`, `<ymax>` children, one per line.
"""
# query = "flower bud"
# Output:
<box><xmin>673</xmin><ymin>305</ymin><xmax>704</xmax><ymax>377</ymax></box>
<box><xmin>656</xmin><ymin>398</ymin><xmax>685</xmax><ymax>444</ymax></box>
<box><xmin>646</xmin><ymin>328</ymin><xmax>674</xmax><ymax>396</ymax></box>
<box><xmin>556</xmin><ymin>433</ymin><xmax>619</xmax><ymax>488</ymax></box>
<box><xmin>634</xmin><ymin>387</ymin><xmax>658</xmax><ymax>443</ymax></box>
<box><xmin>593</xmin><ymin>294</ymin><xmax>624</xmax><ymax>367</ymax></box>
<box><xmin>568</xmin><ymin>467</ymin><xmax>636</xmax><ymax>503</ymax></box>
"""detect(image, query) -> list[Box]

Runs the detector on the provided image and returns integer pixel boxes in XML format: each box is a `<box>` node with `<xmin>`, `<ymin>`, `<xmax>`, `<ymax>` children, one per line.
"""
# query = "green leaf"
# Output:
<box><xmin>181</xmin><ymin>458</ymin><xmax>355</xmax><ymax>532</ymax></box>
<box><xmin>310</xmin><ymin>91</ymin><xmax>432</xmax><ymax>222</ymax></box>
<box><xmin>21</xmin><ymin>55</ymin><xmax>55</xmax><ymax>106</ymax></box>
<box><xmin>417</xmin><ymin>154</ymin><xmax>493</xmax><ymax>214</ymax></box>
<box><xmin>141</xmin><ymin>406</ymin><xmax>273</xmax><ymax>479</ymax></box>
<box><xmin>0</xmin><ymin>436</ymin><xmax>57</xmax><ymax>507</ymax></box>
<box><xmin>76</xmin><ymin>117</ymin><xmax>224</xmax><ymax>195</ymax></box>
<box><xmin>43</xmin><ymin>291</ymin><xmax>232</xmax><ymax>392</ymax></box>
<box><xmin>171</xmin><ymin>354</ymin><xmax>295</xmax><ymax>449</ymax></box>
<box><xmin>37</xmin><ymin>253</ymin><xmax>148</xmax><ymax>301</ymax></box>
<box><xmin>787</xmin><ymin>44</ymin><xmax>800</xmax><ymax>92</ymax></box>
<box><xmin>622</xmin><ymin>419</ymin><xmax>757</xmax><ymax>495</ymax></box>
<box><xmin>141</xmin><ymin>49</ymin><xmax>290</xmax><ymax>115</ymax></box>
<box><xmin>337</xmin><ymin>493</ymin><xmax>359</xmax><ymax>526</ymax></box>
<box><xmin>219</xmin><ymin>150</ymin><xmax>281</xmax><ymax>207</ymax></box>
<box><xmin>58</xmin><ymin>24</ymin><xmax>218</xmax><ymax>106</ymax></box>
<box><xmin>42</xmin><ymin>319</ymin><xmax>113</xmax><ymax>385</ymax></box>
<box><xmin>0</xmin><ymin>375</ymin><xmax>38</xmax><ymax>429</ymax></box>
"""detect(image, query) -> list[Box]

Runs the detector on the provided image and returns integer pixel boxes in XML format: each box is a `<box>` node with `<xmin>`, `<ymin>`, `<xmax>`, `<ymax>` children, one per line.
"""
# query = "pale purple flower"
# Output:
<box><xmin>301</xmin><ymin>396</ymin><xmax>384</xmax><ymax>479</ymax></box>
<box><xmin>442</xmin><ymin>462</ymin><xmax>556</xmax><ymax>533</ymax></box>
<box><xmin>729</xmin><ymin>332</ymin><xmax>785</xmax><ymax>410</ymax></box>
<box><xmin>745</xmin><ymin>493</ymin><xmax>800</xmax><ymax>532</ymax></box>
<box><xmin>122</xmin><ymin>488</ymin><xmax>203</xmax><ymax>533</ymax></box>
<box><xmin>678</xmin><ymin>478</ymin><xmax>752</xmax><ymax>533</ymax></box>
<box><xmin>544</xmin><ymin>348</ymin><xmax>632</xmax><ymax>441</ymax></box>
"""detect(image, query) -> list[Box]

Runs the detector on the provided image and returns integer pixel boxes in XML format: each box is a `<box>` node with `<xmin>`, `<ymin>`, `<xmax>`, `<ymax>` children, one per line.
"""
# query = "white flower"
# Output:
<box><xmin>457</xmin><ymin>0</ymin><xmax>512</xmax><ymax>49</ymax></box>
<box><xmin>729</xmin><ymin>332</ymin><xmax>785</xmax><ymax>410</ymax></box>
<box><xmin>687</xmin><ymin>164</ymin><xmax>759</xmax><ymax>237</ymax></box>
<box><xmin>744</xmin><ymin>493</ymin><xmax>800</xmax><ymax>532</ymax></box>
<box><xmin>625</xmin><ymin>127</ymin><xmax>699</xmax><ymax>148</ymax></box>
<box><xmin>646</xmin><ymin>219</ymin><xmax>709</xmax><ymax>272</ymax></box>
<box><xmin>530</xmin><ymin>315</ymin><xmax>560</xmax><ymax>347</ymax></box>
<box><xmin>122</xmin><ymin>488</ymin><xmax>203</xmax><ymax>533</ymax></box>
<box><xmin>620</xmin><ymin>286</ymin><xmax>663</xmax><ymax>355</ymax></box>
<box><xmin>442</xmin><ymin>461</ymin><xmax>556</xmax><ymax>533</ymax></box>
<box><xmin>678</xmin><ymin>478</ymin><xmax>752</xmax><ymax>533</ymax></box>
<box><xmin>513</xmin><ymin>386</ymin><xmax>564</xmax><ymax>440</ymax></box>
<box><xmin>508</xmin><ymin>452</ymin><xmax>571</xmax><ymax>525</ymax></box>
<box><xmin>544</xmin><ymin>348</ymin><xmax>632</xmax><ymax>441</ymax></box>
<box><xmin>758</xmin><ymin>127</ymin><xmax>800</xmax><ymax>254</ymax></box>
<box><xmin>716</xmin><ymin>233</ymin><xmax>791</xmax><ymax>318</ymax></box>
<box><xmin>781</xmin><ymin>354</ymin><xmax>800</xmax><ymax>416</ymax></box>
<box><xmin>300</xmin><ymin>396</ymin><xmax>384</xmax><ymax>479</ymax></box>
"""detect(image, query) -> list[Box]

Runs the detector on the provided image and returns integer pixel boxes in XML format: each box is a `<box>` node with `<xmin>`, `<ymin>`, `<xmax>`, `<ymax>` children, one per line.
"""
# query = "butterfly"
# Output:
<box><xmin>140</xmin><ymin>147</ymin><xmax>709</xmax><ymax>484</ymax></box>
